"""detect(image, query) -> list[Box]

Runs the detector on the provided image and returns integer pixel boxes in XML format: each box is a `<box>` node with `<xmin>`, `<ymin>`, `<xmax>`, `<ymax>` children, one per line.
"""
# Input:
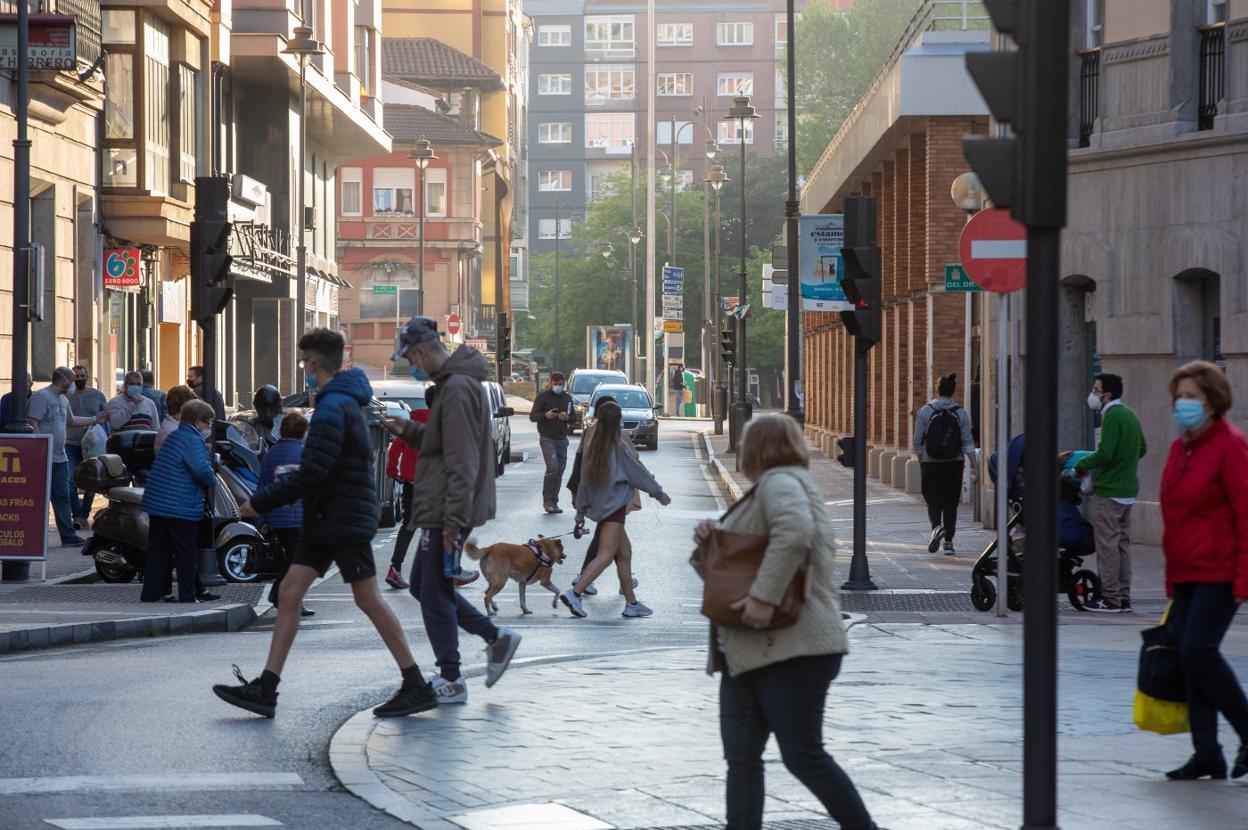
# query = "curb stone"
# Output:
<box><xmin>0</xmin><ymin>601</ymin><xmax>258</xmax><ymax>655</ymax></box>
<box><xmin>700</xmin><ymin>430</ymin><xmax>745</xmax><ymax>501</ymax></box>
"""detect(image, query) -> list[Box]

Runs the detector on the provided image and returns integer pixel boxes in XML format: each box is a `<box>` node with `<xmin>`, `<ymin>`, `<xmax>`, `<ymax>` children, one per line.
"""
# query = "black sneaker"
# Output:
<box><xmin>928</xmin><ymin>526</ymin><xmax>943</xmax><ymax>554</ymax></box>
<box><xmin>943</xmin><ymin>541</ymin><xmax>955</xmax><ymax>556</ymax></box>
<box><xmin>1233</xmin><ymin>745</ymin><xmax>1248</xmax><ymax>779</ymax></box>
<box><xmin>373</xmin><ymin>677</ymin><xmax>439</xmax><ymax>718</ymax></box>
<box><xmin>197</xmin><ymin>591</ymin><xmax>221</xmax><ymax>602</ymax></box>
<box><xmin>1082</xmin><ymin>599</ymin><xmax>1123</xmax><ymax>614</ymax></box>
<box><xmin>1166</xmin><ymin>754</ymin><xmax>1227</xmax><ymax>780</ymax></box>
<box><xmin>212</xmin><ymin>665</ymin><xmax>277</xmax><ymax>718</ymax></box>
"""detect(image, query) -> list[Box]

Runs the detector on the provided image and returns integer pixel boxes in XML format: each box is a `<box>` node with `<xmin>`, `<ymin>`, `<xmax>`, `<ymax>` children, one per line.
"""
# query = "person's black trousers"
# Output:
<box><xmin>391</xmin><ymin>482</ymin><xmax>416</xmax><ymax>569</ymax></box>
<box><xmin>142</xmin><ymin>517</ymin><xmax>198</xmax><ymax>602</ymax></box>
<box><xmin>920</xmin><ymin>460</ymin><xmax>964</xmax><ymax>541</ymax></box>
<box><xmin>1169</xmin><ymin>582</ymin><xmax>1248</xmax><ymax>762</ymax></box>
<box><xmin>410</xmin><ymin>527</ymin><xmax>499</xmax><ymax>681</ymax></box>
<box><xmin>719</xmin><ymin>654</ymin><xmax>875</xmax><ymax>830</ymax></box>
<box><xmin>268</xmin><ymin>527</ymin><xmax>302</xmax><ymax>605</ymax></box>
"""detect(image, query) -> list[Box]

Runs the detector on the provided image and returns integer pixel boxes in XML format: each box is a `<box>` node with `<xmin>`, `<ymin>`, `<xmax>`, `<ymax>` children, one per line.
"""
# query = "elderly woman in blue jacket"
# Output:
<box><xmin>140</xmin><ymin>399</ymin><xmax>217</xmax><ymax>603</ymax></box>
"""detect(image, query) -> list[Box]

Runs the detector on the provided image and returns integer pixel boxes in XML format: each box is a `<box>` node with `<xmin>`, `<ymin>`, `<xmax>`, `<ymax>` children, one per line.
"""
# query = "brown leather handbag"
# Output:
<box><xmin>696</xmin><ymin>487</ymin><xmax>808</xmax><ymax>631</ymax></box>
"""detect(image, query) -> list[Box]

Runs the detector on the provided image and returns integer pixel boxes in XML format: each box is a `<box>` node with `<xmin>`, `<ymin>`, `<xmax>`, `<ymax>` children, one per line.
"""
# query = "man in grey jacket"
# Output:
<box><xmin>387</xmin><ymin>316</ymin><xmax>521</xmax><ymax>706</ymax></box>
<box><xmin>912</xmin><ymin>373</ymin><xmax>976</xmax><ymax>555</ymax></box>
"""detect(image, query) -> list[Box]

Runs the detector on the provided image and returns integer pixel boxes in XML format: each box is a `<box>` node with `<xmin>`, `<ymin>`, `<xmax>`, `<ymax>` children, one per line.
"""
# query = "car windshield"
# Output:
<box><xmin>572</xmin><ymin>374</ymin><xmax>619</xmax><ymax>394</ymax></box>
<box><xmin>595</xmin><ymin>390</ymin><xmax>650</xmax><ymax>409</ymax></box>
<box><xmin>380</xmin><ymin>396</ymin><xmax>427</xmax><ymax>411</ymax></box>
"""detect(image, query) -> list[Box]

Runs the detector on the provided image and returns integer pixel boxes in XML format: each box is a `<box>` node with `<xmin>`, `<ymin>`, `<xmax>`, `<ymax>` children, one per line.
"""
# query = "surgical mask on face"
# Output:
<box><xmin>304</xmin><ymin>374</ymin><xmax>319</xmax><ymax>391</ymax></box>
<box><xmin>198</xmin><ymin>425</ymin><xmax>212</xmax><ymax>440</ymax></box>
<box><xmin>1087</xmin><ymin>392</ymin><xmax>1103</xmax><ymax>412</ymax></box>
<box><xmin>552</xmin><ymin>385</ymin><xmax>566</xmax><ymax>394</ymax></box>
<box><xmin>1174</xmin><ymin>398</ymin><xmax>1208</xmax><ymax>433</ymax></box>
<box><xmin>409</xmin><ymin>363</ymin><xmax>429</xmax><ymax>382</ymax></box>
<box><xmin>74</xmin><ymin>378</ymin><xmax>86</xmax><ymax>390</ymax></box>
<box><xmin>127</xmin><ymin>385</ymin><xmax>143</xmax><ymax>398</ymax></box>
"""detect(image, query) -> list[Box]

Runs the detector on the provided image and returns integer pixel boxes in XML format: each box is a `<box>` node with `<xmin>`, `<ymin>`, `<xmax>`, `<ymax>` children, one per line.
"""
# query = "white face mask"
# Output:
<box><xmin>198</xmin><ymin>426</ymin><xmax>212</xmax><ymax>440</ymax></box>
<box><xmin>1087</xmin><ymin>392</ymin><xmax>1103</xmax><ymax>412</ymax></box>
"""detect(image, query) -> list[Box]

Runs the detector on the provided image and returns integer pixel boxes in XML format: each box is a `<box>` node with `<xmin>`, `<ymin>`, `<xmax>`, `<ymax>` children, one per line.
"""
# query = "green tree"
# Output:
<box><xmin>791</xmin><ymin>0</ymin><xmax>923</xmax><ymax>174</ymax></box>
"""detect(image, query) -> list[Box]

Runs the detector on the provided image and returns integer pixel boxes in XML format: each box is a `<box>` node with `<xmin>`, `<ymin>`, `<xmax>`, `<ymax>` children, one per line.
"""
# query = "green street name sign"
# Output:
<box><xmin>944</xmin><ymin>264</ymin><xmax>981</xmax><ymax>293</ymax></box>
<box><xmin>373</xmin><ymin>284</ymin><xmax>398</xmax><ymax>295</ymax></box>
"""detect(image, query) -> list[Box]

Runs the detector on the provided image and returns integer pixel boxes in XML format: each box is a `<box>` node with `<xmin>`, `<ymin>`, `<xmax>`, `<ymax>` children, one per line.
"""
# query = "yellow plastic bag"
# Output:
<box><xmin>1133</xmin><ymin>690</ymin><xmax>1189</xmax><ymax>735</ymax></box>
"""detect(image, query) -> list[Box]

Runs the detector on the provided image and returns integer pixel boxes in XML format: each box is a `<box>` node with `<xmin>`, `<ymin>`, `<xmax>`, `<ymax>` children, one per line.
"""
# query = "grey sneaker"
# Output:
<box><xmin>484</xmin><ymin>627</ymin><xmax>521</xmax><ymax>688</ymax></box>
<box><xmin>560</xmin><ymin>589</ymin><xmax>587</xmax><ymax>618</ymax></box>
<box><xmin>622</xmin><ymin>601</ymin><xmax>653</xmax><ymax>618</ymax></box>
<box><xmin>429</xmin><ymin>675</ymin><xmax>468</xmax><ymax>704</ymax></box>
<box><xmin>928</xmin><ymin>526</ymin><xmax>943</xmax><ymax>554</ymax></box>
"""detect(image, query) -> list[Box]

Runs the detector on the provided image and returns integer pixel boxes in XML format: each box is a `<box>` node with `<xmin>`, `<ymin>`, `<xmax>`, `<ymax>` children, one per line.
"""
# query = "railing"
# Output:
<box><xmin>1198</xmin><ymin>23</ymin><xmax>1225</xmax><ymax>131</ymax></box>
<box><xmin>0</xmin><ymin>0</ymin><xmax>101</xmax><ymax>66</ymax></box>
<box><xmin>1078</xmin><ymin>48</ymin><xmax>1100</xmax><ymax>147</ymax></box>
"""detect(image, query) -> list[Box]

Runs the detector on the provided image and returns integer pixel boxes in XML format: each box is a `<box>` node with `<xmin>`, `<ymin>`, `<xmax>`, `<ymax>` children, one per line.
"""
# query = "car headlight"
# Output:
<box><xmin>641</xmin><ymin>418</ymin><xmax>658</xmax><ymax>427</ymax></box>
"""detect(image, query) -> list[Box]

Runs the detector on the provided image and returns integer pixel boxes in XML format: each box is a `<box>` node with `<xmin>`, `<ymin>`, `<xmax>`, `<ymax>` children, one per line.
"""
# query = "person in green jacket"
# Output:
<box><xmin>1075</xmin><ymin>373</ymin><xmax>1147</xmax><ymax>613</ymax></box>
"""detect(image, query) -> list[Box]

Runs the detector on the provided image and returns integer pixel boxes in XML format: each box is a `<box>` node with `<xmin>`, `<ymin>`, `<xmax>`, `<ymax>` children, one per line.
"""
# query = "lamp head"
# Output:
<box><xmin>950</xmin><ymin>171</ymin><xmax>985</xmax><ymax>213</ymax></box>
<box><xmin>727</xmin><ymin>96</ymin><xmax>759</xmax><ymax>121</ymax></box>
<box><xmin>705</xmin><ymin>139</ymin><xmax>719</xmax><ymax>160</ymax></box>
<box><xmin>411</xmin><ymin>139</ymin><xmax>437</xmax><ymax>170</ymax></box>
<box><xmin>704</xmin><ymin>164</ymin><xmax>729</xmax><ymax>192</ymax></box>
<box><xmin>283</xmin><ymin>25</ymin><xmax>323</xmax><ymax>57</ymax></box>
<box><xmin>629</xmin><ymin>225</ymin><xmax>642</xmax><ymax>245</ymax></box>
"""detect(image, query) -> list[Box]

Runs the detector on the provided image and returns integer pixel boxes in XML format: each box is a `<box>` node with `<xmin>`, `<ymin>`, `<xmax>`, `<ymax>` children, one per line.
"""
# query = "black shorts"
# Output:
<box><xmin>291</xmin><ymin>540</ymin><xmax>377</xmax><ymax>584</ymax></box>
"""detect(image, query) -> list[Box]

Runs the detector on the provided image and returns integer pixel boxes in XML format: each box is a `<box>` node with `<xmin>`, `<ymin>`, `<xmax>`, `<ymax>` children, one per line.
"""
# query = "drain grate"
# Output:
<box><xmin>838</xmin><ymin>590</ymin><xmax>976</xmax><ymax>613</ymax></box>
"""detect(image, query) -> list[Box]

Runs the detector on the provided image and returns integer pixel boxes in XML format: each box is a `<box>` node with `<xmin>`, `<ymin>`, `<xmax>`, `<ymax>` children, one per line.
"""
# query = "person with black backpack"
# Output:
<box><xmin>913</xmin><ymin>373</ymin><xmax>976</xmax><ymax>555</ymax></box>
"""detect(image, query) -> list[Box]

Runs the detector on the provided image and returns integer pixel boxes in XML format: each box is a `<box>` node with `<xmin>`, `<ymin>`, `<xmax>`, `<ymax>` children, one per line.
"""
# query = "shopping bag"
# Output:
<box><xmin>1133</xmin><ymin>603</ymin><xmax>1189</xmax><ymax>735</ymax></box>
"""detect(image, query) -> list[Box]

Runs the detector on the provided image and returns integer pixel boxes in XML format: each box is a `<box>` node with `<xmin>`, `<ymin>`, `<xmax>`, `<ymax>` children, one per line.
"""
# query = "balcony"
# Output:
<box><xmin>1078</xmin><ymin>48</ymin><xmax>1099</xmax><ymax>147</ymax></box>
<box><xmin>1198</xmin><ymin>23</ymin><xmax>1225</xmax><ymax>131</ymax></box>
<box><xmin>0</xmin><ymin>0</ymin><xmax>102</xmax><ymax>67</ymax></box>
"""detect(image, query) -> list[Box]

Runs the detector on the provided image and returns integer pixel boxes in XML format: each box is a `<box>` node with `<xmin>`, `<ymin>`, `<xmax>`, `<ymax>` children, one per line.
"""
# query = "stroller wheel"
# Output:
<box><xmin>970</xmin><ymin>576</ymin><xmax>997</xmax><ymax>612</ymax></box>
<box><xmin>1067</xmin><ymin>569</ymin><xmax>1102</xmax><ymax>611</ymax></box>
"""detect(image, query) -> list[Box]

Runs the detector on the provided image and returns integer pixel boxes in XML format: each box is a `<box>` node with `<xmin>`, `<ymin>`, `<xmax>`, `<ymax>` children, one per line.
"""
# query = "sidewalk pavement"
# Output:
<box><xmin>332</xmin><ymin>626</ymin><xmax>1248</xmax><ymax>830</ymax></box>
<box><xmin>701</xmin><ymin>430</ymin><xmax>1169</xmax><ymax>625</ymax></box>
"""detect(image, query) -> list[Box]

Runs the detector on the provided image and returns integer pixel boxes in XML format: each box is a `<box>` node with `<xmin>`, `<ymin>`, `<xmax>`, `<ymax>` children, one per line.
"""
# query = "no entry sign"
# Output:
<box><xmin>446</xmin><ymin>313</ymin><xmax>462</xmax><ymax>336</ymax></box>
<box><xmin>958</xmin><ymin>208</ymin><xmax>1027</xmax><ymax>293</ymax></box>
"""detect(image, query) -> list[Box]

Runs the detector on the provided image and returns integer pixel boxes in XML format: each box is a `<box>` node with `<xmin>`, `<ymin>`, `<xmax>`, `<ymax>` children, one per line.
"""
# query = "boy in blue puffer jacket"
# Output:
<box><xmin>140</xmin><ymin>399</ymin><xmax>217</xmax><ymax>603</ymax></box>
<box><xmin>260</xmin><ymin>411</ymin><xmax>311</xmax><ymax>615</ymax></box>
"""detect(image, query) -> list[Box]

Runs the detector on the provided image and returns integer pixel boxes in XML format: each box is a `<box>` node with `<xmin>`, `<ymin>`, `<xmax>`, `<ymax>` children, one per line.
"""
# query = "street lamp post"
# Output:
<box><xmin>728</xmin><ymin>96</ymin><xmax>758</xmax><ymax>446</ymax></box>
<box><xmin>283</xmin><ymin>25</ymin><xmax>323</xmax><ymax>385</ymax></box>
<box><xmin>554</xmin><ymin>200</ymin><xmax>562</xmax><ymax>374</ymax></box>
<box><xmin>704</xmin><ymin>163</ymin><xmax>729</xmax><ymax>435</ymax></box>
<box><xmin>783</xmin><ymin>0</ymin><xmax>803</xmax><ymax>424</ymax></box>
<box><xmin>411</xmin><ymin>139</ymin><xmax>437</xmax><ymax>317</ymax></box>
<box><xmin>629</xmin><ymin>225</ymin><xmax>642</xmax><ymax>384</ymax></box>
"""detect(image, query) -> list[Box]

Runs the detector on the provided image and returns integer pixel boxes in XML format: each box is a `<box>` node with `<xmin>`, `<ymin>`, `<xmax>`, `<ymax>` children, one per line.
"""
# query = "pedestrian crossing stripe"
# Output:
<box><xmin>43</xmin><ymin>816</ymin><xmax>282</xmax><ymax>829</ymax></box>
<box><xmin>0</xmin><ymin>773</ymin><xmax>303</xmax><ymax>796</ymax></box>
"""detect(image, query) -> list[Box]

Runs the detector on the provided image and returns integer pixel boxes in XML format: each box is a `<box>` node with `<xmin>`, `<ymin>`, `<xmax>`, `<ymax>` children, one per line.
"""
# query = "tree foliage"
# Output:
<box><xmin>792</xmin><ymin>0</ymin><xmax>923</xmax><ymax>174</ymax></box>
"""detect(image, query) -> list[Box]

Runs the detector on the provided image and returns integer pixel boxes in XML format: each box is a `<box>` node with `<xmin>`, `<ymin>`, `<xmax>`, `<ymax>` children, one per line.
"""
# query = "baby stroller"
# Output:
<box><xmin>969</xmin><ymin>436</ymin><xmax>1104</xmax><ymax>612</ymax></box>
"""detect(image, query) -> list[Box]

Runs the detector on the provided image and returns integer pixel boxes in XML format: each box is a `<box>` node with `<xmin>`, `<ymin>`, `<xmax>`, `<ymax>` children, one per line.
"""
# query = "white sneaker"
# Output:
<box><xmin>484</xmin><ymin>628</ymin><xmax>521</xmax><ymax>688</ymax></box>
<box><xmin>579</xmin><ymin>577</ymin><xmax>598</xmax><ymax>596</ymax></box>
<box><xmin>622</xmin><ymin>601</ymin><xmax>653</xmax><ymax>618</ymax></box>
<box><xmin>560</xmin><ymin>589</ymin><xmax>587</xmax><ymax>618</ymax></box>
<box><xmin>428</xmin><ymin>675</ymin><xmax>468</xmax><ymax>704</ymax></box>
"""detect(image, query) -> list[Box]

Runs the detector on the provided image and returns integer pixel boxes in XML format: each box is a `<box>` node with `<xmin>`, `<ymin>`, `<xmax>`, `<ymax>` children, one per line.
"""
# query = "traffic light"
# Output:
<box><xmin>719</xmin><ymin>329</ymin><xmax>736</xmax><ymax>365</ymax></box>
<box><xmin>839</xmin><ymin>196</ymin><xmax>881</xmax><ymax>346</ymax></box>
<box><xmin>497</xmin><ymin>312</ymin><xmax>512</xmax><ymax>361</ymax></box>
<box><xmin>836</xmin><ymin>436</ymin><xmax>855</xmax><ymax>468</ymax></box>
<box><xmin>191</xmin><ymin>176</ymin><xmax>233</xmax><ymax>324</ymax></box>
<box><xmin>962</xmin><ymin>0</ymin><xmax>1068</xmax><ymax>229</ymax></box>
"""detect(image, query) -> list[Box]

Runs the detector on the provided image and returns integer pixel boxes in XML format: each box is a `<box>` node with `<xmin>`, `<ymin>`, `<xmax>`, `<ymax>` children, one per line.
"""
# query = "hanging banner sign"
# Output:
<box><xmin>103</xmin><ymin>248</ymin><xmax>142</xmax><ymax>288</ymax></box>
<box><xmin>798</xmin><ymin>214</ymin><xmax>852</xmax><ymax>311</ymax></box>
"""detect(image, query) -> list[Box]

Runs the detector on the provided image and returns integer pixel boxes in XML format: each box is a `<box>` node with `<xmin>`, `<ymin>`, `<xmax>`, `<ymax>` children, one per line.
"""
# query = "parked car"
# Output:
<box><xmin>483</xmin><ymin>381</ymin><xmax>514</xmax><ymax>476</ymax></box>
<box><xmin>586</xmin><ymin>383</ymin><xmax>659</xmax><ymax>450</ymax></box>
<box><xmin>567</xmin><ymin>368</ymin><xmax>628</xmax><ymax>433</ymax></box>
<box><xmin>372</xmin><ymin>379</ymin><xmax>430</xmax><ymax>414</ymax></box>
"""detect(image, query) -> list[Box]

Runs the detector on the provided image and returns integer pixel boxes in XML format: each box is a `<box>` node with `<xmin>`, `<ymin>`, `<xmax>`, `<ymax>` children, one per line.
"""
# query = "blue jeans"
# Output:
<box><xmin>49</xmin><ymin>461</ymin><xmax>77</xmax><ymax>542</ymax></box>
<box><xmin>409</xmin><ymin>528</ymin><xmax>499</xmax><ymax>681</ymax></box>
<box><xmin>65</xmin><ymin>443</ymin><xmax>93</xmax><ymax>520</ymax></box>
<box><xmin>720</xmin><ymin>654</ymin><xmax>875</xmax><ymax>830</ymax></box>
<box><xmin>1168</xmin><ymin>582</ymin><xmax>1248</xmax><ymax>761</ymax></box>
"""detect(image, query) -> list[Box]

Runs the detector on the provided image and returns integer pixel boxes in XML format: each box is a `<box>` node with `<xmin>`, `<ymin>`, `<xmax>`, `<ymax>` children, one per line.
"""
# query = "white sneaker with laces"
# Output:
<box><xmin>484</xmin><ymin>628</ymin><xmax>521</xmax><ymax>688</ymax></box>
<box><xmin>560</xmin><ymin>589</ymin><xmax>587</xmax><ymax>618</ymax></box>
<box><xmin>428</xmin><ymin>675</ymin><xmax>468</xmax><ymax>704</ymax></box>
<box><xmin>622</xmin><ymin>601</ymin><xmax>653</xmax><ymax>618</ymax></box>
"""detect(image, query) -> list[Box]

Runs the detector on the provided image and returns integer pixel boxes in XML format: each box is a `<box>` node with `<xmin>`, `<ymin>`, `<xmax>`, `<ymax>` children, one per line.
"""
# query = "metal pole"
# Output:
<box><xmin>735</xmin><ymin>129</ymin><xmax>748</xmax><ymax>414</ymax></box>
<box><xmin>996</xmin><ymin>290</ymin><xmax>1009</xmax><ymax>617</ymax></box>
<box><xmin>842</xmin><ymin>338</ymin><xmax>876</xmax><ymax>589</ymax></box>
<box><xmin>418</xmin><ymin>163</ymin><xmax>426</xmax><ymax>316</ymax></box>
<box><xmin>494</xmin><ymin>176</ymin><xmax>505</xmax><ymax>383</ymax></box>
<box><xmin>295</xmin><ymin>57</ymin><xmax>308</xmax><ymax>386</ymax></box>
<box><xmin>702</xmin><ymin>171</ymin><xmax>710</xmax><ymax>378</ymax></box>
<box><xmin>670</xmin><ymin>117</ymin><xmax>677</xmax><ymax>265</ymax></box>
<box><xmin>6</xmin><ymin>0</ymin><xmax>31</xmax><ymax>433</ymax></box>
<box><xmin>631</xmin><ymin>142</ymin><xmax>639</xmax><ymax>385</ymax></box>
<box><xmin>644</xmin><ymin>0</ymin><xmax>656</xmax><ymax>399</ymax></box>
<box><xmin>713</xmin><ymin>189</ymin><xmax>724</xmax><ymax>435</ymax></box>
<box><xmin>554</xmin><ymin>201</ymin><xmax>561</xmax><ymax>374</ymax></box>
<box><xmin>784</xmin><ymin>0</ymin><xmax>803</xmax><ymax>424</ymax></box>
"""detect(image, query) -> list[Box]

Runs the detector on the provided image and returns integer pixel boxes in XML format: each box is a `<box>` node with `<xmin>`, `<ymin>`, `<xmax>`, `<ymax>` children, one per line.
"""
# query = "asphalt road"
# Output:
<box><xmin>0</xmin><ymin>418</ymin><xmax>721</xmax><ymax>830</ymax></box>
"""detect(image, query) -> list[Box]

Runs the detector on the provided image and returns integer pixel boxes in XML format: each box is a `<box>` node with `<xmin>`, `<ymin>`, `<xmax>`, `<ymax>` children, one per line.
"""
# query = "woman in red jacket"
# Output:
<box><xmin>384</xmin><ymin>407</ymin><xmax>429</xmax><ymax>590</ymax></box>
<box><xmin>1160</xmin><ymin>360</ymin><xmax>1248</xmax><ymax>781</ymax></box>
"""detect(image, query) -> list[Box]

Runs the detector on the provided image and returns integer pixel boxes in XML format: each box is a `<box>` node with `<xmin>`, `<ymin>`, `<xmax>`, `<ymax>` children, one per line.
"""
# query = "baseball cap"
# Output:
<box><xmin>392</xmin><ymin>316</ymin><xmax>441</xmax><ymax>361</ymax></box>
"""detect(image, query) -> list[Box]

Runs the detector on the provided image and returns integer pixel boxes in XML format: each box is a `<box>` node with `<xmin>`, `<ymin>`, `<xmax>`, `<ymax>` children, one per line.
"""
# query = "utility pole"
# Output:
<box><xmin>783</xmin><ymin>0</ymin><xmax>803</xmax><ymax>424</ymax></box>
<box><xmin>631</xmin><ymin>141</ymin><xmax>640</xmax><ymax>385</ymax></box>
<box><xmin>644</xmin><ymin>0</ymin><xmax>656</xmax><ymax>398</ymax></box>
<box><xmin>6</xmin><ymin>0</ymin><xmax>31</xmax><ymax>435</ymax></box>
<box><xmin>554</xmin><ymin>200</ymin><xmax>561</xmax><ymax>374</ymax></box>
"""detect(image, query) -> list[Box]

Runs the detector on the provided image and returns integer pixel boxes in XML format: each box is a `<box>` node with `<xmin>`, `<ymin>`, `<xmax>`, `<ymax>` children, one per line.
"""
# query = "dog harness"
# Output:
<box><xmin>523</xmin><ymin>539</ymin><xmax>553</xmax><ymax>582</ymax></box>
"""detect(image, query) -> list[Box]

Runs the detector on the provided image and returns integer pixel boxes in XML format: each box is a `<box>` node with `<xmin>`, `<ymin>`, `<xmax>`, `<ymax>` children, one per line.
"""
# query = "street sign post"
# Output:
<box><xmin>447</xmin><ymin>312</ymin><xmax>462</xmax><ymax>336</ymax></box>
<box><xmin>374</xmin><ymin>284</ymin><xmax>399</xmax><ymax>350</ymax></box>
<box><xmin>943</xmin><ymin>263</ymin><xmax>981</xmax><ymax>293</ymax></box>
<box><xmin>372</xmin><ymin>284</ymin><xmax>397</xmax><ymax>295</ymax></box>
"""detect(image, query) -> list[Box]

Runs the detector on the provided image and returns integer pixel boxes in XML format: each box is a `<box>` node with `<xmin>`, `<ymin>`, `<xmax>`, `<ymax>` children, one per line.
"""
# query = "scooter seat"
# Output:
<box><xmin>109</xmin><ymin>487</ymin><xmax>145</xmax><ymax>506</ymax></box>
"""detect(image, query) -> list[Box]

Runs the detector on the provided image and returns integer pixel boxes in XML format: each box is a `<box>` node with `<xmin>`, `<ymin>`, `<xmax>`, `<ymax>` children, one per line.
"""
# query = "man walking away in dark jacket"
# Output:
<box><xmin>213</xmin><ymin>329</ymin><xmax>437</xmax><ymax>720</ymax></box>
<box><xmin>913</xmin><ymin>373</ymin><xmax>976</xmax><ymax>555</ymax></box>
<box><xmin>531</xmin><ymin>371</ymin><xmax>573</xmax><ymax>513</ymax></box>
<box><xmin>140</xmin><ymin>371</ymin><xmax>167</xmax><ymax>422</ymax></box>
<box><xmin>186</xmin><ymin>365</ymin><xmax>226</xmax><ymax>421</ymax></box>
<box><xmin>386</xmin><ymin>316</ymin><xmax>522</xmax><ymax>706</ymax></box>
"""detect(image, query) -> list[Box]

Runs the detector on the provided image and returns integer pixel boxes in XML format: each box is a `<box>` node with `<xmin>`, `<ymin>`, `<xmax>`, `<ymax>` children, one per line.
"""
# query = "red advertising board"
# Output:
<box><xmin>0</xmin><ymin>434</ymin><xmax>52</xmax><ymax>562</ymax></box>
<box><xmin>104</xmin><ymin>247</ymin><xmax>142</xmax><ymax>288</ymax></box>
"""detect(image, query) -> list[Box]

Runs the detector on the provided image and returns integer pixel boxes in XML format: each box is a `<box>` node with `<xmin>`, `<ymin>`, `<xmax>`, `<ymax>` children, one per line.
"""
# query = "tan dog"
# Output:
<box><xmin>463</xmin><ymin>536</ymin><xmax>566</xmax><ymax>616</ymax></box>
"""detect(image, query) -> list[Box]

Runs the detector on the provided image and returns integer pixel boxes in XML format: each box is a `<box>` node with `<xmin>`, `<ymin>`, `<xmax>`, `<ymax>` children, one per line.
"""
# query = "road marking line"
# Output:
<box><xmin>1</xmin><ymin>773</ymin><xmax>304</xmax><ymax>796</ymax></box>
<box><xmin>43</xmin><ymin>815</ymin><xmax>282</xmax><ymax>829</ymax></box>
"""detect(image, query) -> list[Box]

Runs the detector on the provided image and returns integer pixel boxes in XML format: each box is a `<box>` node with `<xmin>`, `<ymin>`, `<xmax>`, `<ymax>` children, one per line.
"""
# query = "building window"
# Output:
<box><xmin>588</xmin><ymin>170</ymin><xmax>611</xmax><ymax>201</ymax></box>
<box><xmin>717</xmin><ymin>22</ymin><xmax>753</xmax><ymax>47</ymax></box>
<box><xmin>538</xmin><ymin>217</ymin><xmax>572</xmax><ymax>239</ymax></box>
<box><xmin>538</xmin><ymin>121</ymin><xmax>573</xmax><ymax>143</ymax></box>
<box><xmin>717</xmin><ymin>119</ymin><xmax>754</xmax><ymax>144</ymax></box>
<box><xmin>1086</xmin><ymin>0</ymin><xmax>1104</xmax><ymax>47</ymax></box>
<box><xmin>424</xmin><ymin>167</ymin><xmax>447</xmax><ymax>217</ymax></box>
<box><xmin>774</xmin><ymin>14</ymin><xmax>799</xmax><ymax>53</ymax></box>
<box><xmin>538</xmin><ymin>170</ymin><xmax>573</xmax><ymax>191</ymax></box>
<box><xmin>355</xmin><ymin>25</ymin><xmax>372</xmax><ymax>94</ymax></box>
<box><xmin>774</xmin><ymin>112</ymin><xmax>788</xmax><ymax>147</ymax></box>
<box><xmin>657</xmin><ymin>22</ymin><xmax>693</xmax><ymax>46</ymax></box>
<box><xmin>656</xmin><ymin>120</ymin><xmax>694</xmax><ymax>145</ymax></box>
<box><xmin>717</xmin><ymin>72</ymin><xmax>753</xmax><ymax>96</ymax></box>
<box><xmin>538</xmin><ymin>24</ymin><xmax>571</xmax><ymax>46</ymax></box>
<box><xmin>585</xmin><ymin>112</ymin><xmax>635</xmax><ymax>150</ymax></box>
<box><xmin>1208</xmin><ymin>0</ymin><xmax>1227</xmax><ymax>23</ymax></box>
<box><xmin>775</xmin><ymin>66</ymin><xmax>787</xmax><ymax>105</ymax></box>
<box><xmin>585</xmin><ymin>64</ymin><xmax>635</xmax><ymax>101</ymax></box>
<box><xmin>538</xmin><ymin>73</ymin><xmax>572</xmax><ymax>95</ymax></box>
<box><xmin>102</xmin><ymin>10</ymin><xmax>137</xmax><ymax>187</ymax></box>
<box><xmin>585</xmin><ymin>15</ymin><xmax>634</xmax><ymax>52</ymax></box>
<box><xmin>143</xmin><ymin>15</ymin><xmax>171</xmax><ymax>196</ymax></box>
<box><xmin>341</xmin><ymin>167</ymin><xmax>362</xmax><ymax>215</ymax></box>
<box><xmin>373</xmin><ymin>167</ymin><xmax>415</xmax><ymax>215</ymax></box>
<box><xmin>177</xmin><ymin>64</ymin><xmax>198</xmax><ymax>183</ymax></box>
<box><xmin>657</xmin><ymin>72</ymin><xmax>693</xmax><ymax>96</ymax></box>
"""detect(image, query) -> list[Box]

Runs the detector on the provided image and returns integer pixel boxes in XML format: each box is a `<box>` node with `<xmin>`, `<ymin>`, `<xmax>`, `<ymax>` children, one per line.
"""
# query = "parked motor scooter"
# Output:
<box><xmin>75</xmin><ymin>427</ymin><xmax>280</xmax><ymax>584</ymax></box>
